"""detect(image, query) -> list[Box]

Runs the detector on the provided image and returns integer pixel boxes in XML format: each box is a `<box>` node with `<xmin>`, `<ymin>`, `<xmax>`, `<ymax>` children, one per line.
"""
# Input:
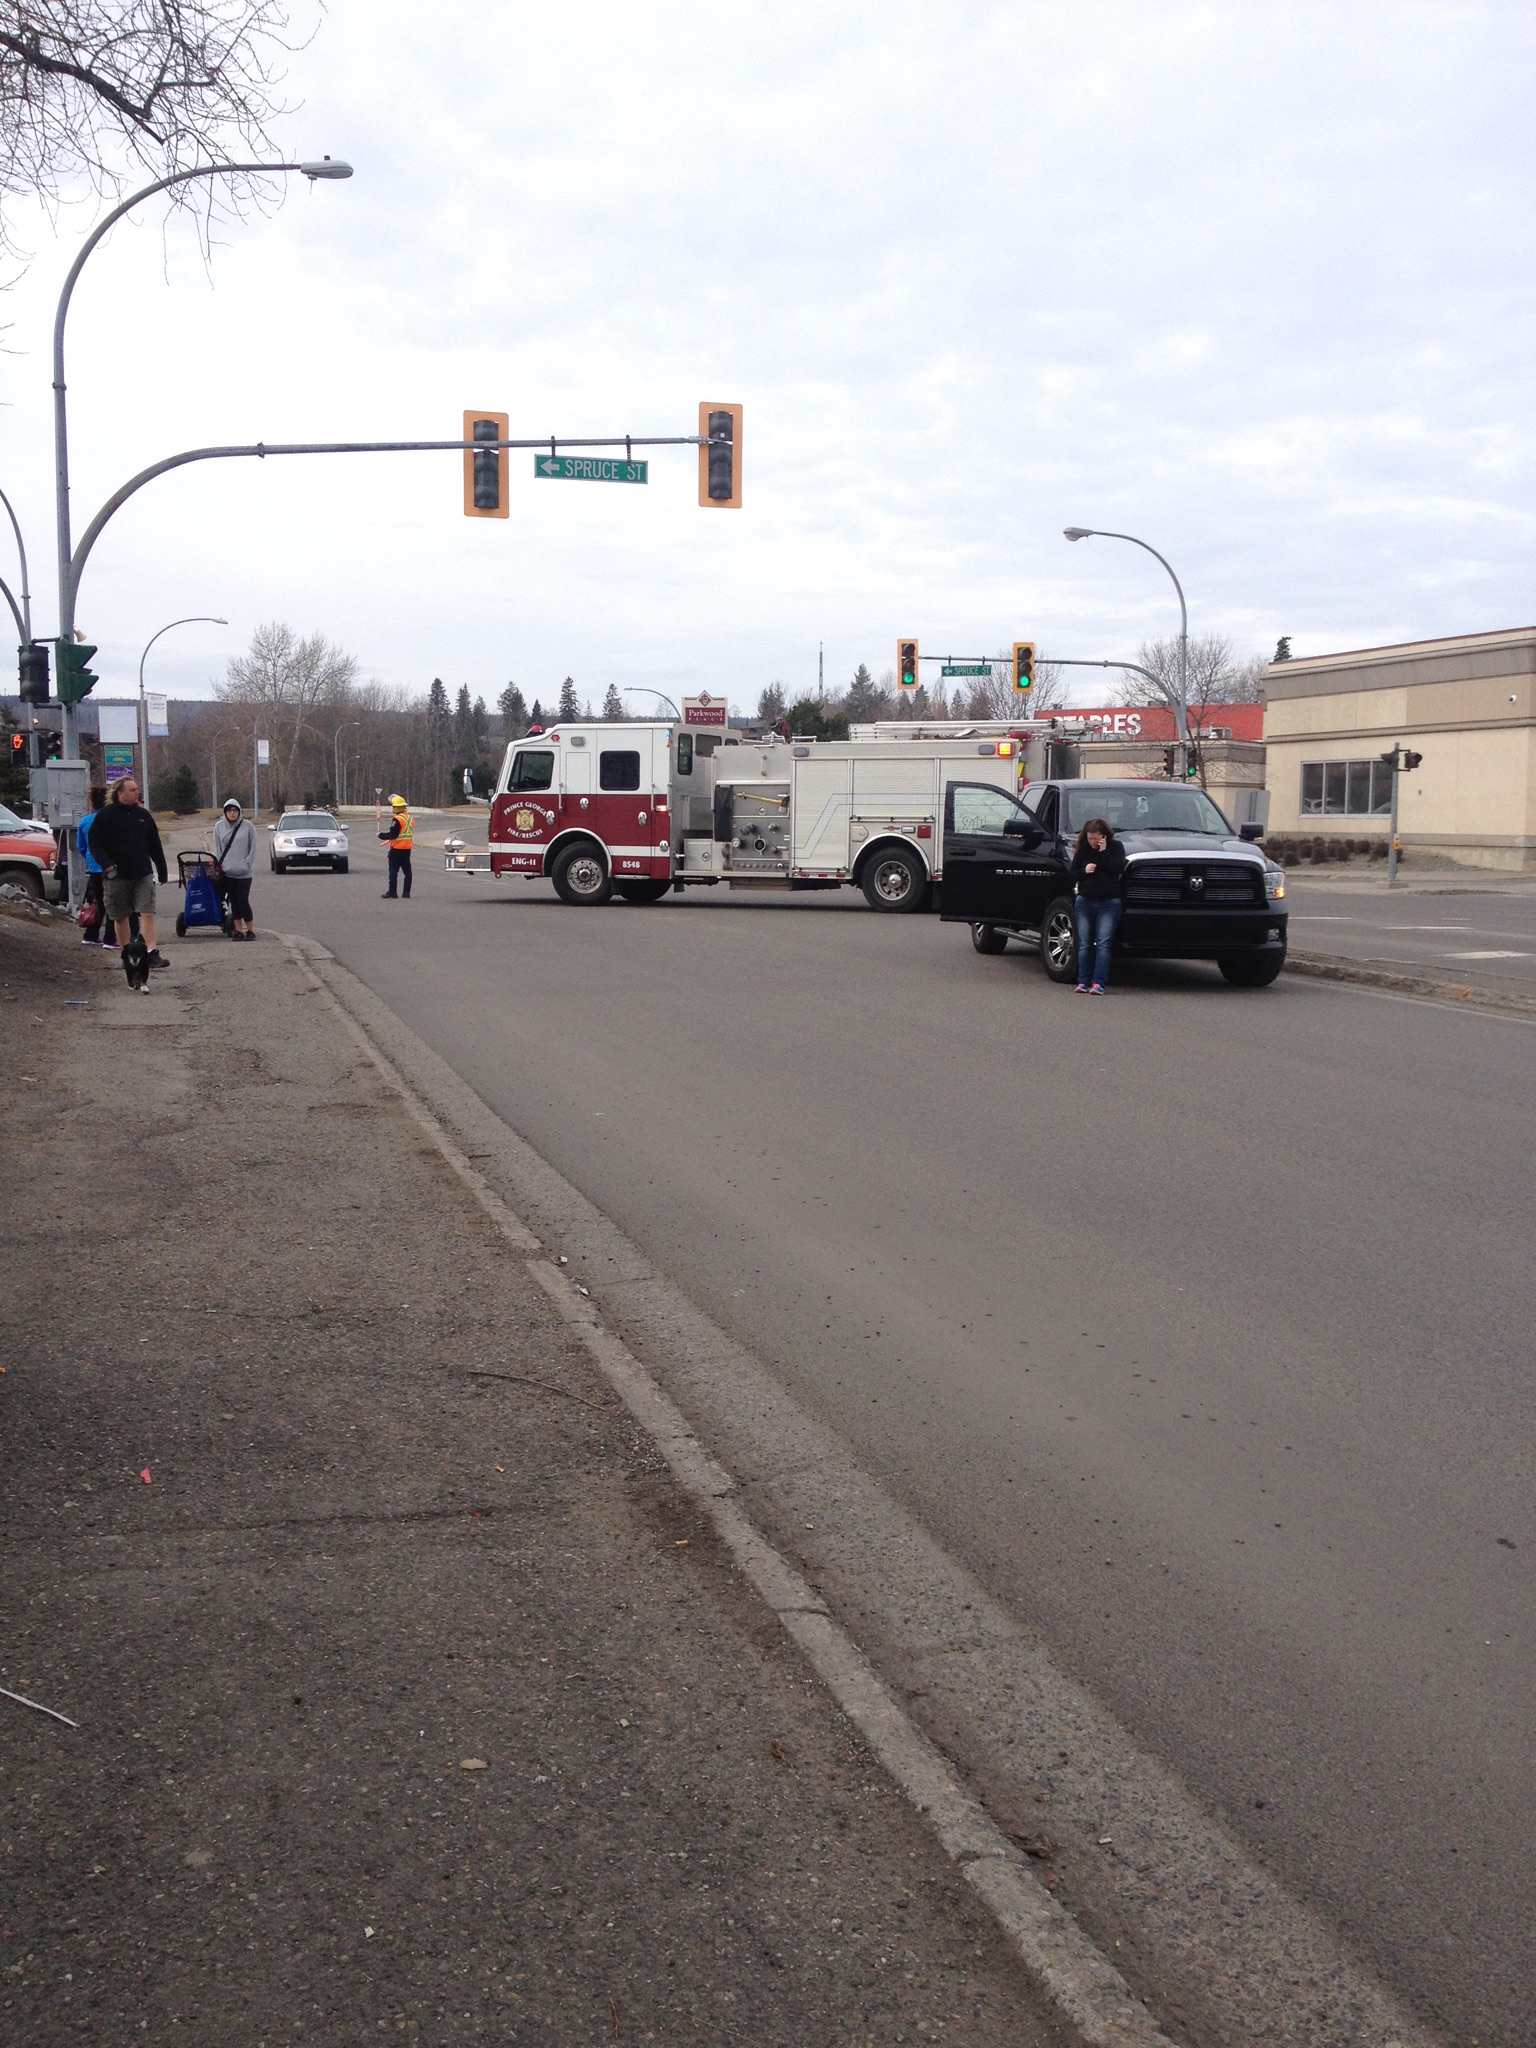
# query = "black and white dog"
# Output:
<box><xmin>121</xmin><ymin>933</ymin><xmax>151</xmax><ymax>991</ymax></box>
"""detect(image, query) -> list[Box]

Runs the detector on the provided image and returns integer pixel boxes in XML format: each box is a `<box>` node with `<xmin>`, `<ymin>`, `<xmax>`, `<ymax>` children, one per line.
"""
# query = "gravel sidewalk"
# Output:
<box><xmin>1</xmin><ymin>913</ymin><xmax>1067</xmax><ymax>2048</ymax></box>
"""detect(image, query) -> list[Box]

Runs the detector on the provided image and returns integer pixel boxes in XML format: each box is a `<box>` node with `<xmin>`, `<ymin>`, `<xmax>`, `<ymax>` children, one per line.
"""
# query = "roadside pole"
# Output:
<box><xmin>253</xmin><ymin>737</ymin><xmax>260</xmax><ymax>819</ymax></box>
<box><xmin>1387</xmin><ymin>745</ymin><xmax>1402</xmax><ymax>886</ymax></box>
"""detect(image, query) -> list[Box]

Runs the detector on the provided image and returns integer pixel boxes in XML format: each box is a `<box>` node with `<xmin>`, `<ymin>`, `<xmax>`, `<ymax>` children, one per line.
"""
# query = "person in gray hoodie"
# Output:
<box><xmin>212</xmin><ymin>797</ymin><xmax>257</xmax><ymax>940</ymax></box>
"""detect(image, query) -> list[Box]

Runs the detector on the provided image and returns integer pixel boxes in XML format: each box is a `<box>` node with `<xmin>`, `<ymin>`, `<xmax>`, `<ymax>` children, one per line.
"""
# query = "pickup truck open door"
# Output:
<box><xmin>939</xmin><ymin>782</ymin><xmax>1058</xmax><ymax>926</ymax></box>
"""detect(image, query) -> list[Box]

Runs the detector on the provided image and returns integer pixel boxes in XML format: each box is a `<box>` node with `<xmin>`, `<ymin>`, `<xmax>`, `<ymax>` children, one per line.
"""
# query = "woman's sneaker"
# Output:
<box><xmin>1089</xmin><ymin>982</ymin><xmax>1106</xmax><ymax>994</ymax></box>
<box><xmin>1074</xmin><ymin>982</ymin><xmax>1089</xmax><ymax>993</ymax></box>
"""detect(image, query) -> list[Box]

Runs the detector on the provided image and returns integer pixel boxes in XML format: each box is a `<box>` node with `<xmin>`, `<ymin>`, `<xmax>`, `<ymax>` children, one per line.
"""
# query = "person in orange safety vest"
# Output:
<box><xmin>379</xmin><ymin>793</ymin><xmax>415</xmax><ymax>899</ymax></box>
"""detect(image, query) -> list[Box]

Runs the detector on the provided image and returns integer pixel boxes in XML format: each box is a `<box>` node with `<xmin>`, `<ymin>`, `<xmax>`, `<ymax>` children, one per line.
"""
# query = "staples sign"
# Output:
<box><xmin>1081</xmin><ymin>712</ymin><xmax>1143</xmax><ymax>739</ymax></box>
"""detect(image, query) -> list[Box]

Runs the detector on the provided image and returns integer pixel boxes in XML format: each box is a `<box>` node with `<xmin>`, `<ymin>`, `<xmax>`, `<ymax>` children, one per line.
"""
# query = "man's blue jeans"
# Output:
<box><xmin>1074</xmin><ymin>896</ymin><xmax>1122</xmax><ymax>986</ymax></box>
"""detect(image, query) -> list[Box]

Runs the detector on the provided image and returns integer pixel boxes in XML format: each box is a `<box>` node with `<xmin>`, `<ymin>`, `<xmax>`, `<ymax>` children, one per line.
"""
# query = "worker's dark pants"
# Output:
<box><xmin>386</xmin><ymin>848</ymin><xmax>413</xmax><ymax>898</ymax></box>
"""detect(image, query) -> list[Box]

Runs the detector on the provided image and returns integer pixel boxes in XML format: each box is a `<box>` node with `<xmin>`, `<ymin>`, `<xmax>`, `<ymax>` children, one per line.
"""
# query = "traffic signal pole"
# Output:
<box><xmin>67</xmin><ymin>428</ymin><xmax>730</xmax><ymax>609</ymax></box>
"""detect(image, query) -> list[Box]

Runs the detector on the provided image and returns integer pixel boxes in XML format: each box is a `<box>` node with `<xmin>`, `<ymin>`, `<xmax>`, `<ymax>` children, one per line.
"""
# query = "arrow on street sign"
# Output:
<box><xmin>941</xmin><ymin>663</ymin><xmax>991</xmax><ymax>677</ymax></box>
<box><xmin>534</xmin><ymin>454</ymin><xmax>649</xmax><ymax>484</ymax></box>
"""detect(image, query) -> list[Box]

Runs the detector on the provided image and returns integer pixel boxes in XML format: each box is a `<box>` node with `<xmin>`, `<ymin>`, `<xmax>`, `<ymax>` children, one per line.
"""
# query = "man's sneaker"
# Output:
<box><xmin>145</xmin><ymin>948</ymin><xmax>170</xmax><ymax>969</ymax></box>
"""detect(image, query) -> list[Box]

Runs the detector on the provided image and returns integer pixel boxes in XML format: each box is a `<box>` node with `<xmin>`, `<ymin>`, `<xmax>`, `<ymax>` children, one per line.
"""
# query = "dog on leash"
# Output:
<box><xmin>121</xmin><ymin>933</ymin><xmax>151</xmax><ymax>991</ymax></box>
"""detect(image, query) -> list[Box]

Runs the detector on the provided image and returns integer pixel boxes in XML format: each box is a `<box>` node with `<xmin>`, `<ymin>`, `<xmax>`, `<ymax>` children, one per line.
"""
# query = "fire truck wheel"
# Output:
<box><xmin>971</xmin><ymin>922</ymin><xmax>1008</xmax><ymax>955</ymax></box>
<box><xmin>1040</xmin><ymin>897</ymin><xmax>1079</xmax><ymax>982</ymax></box>
<box><xmin>861</xmin><ymin>846</ymin><xmax>928</xmax><ymax>913</ymax></box>
<box><xmin>550</xmin><ymin>842</ymin><xmax>614</xmax><ymax>906</ymax></box>
<box><xmin>616</xmin><ymin>879</ymin><xmax>671</xmax><ymax>905</ymax></box>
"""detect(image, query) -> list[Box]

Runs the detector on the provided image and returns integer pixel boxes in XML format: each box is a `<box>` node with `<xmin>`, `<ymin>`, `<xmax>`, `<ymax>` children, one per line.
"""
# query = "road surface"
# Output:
<box><xmin>203</xmin><ymin>821</ymin><xmax>1534</xmax><ymax>2046</ymax></box>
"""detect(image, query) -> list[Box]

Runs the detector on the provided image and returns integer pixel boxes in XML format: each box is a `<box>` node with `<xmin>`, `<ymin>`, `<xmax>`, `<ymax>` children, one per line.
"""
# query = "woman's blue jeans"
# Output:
<box><xmin>1074</xmin><ymin>897</ymin><xmax>1122</xmax><ymax>986</ymax></box>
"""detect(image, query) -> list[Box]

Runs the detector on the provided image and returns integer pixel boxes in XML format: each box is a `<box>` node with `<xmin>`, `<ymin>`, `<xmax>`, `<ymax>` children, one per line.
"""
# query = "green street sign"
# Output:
<box><xmin>534</xmin><ymin>454</ymin><xmax>648</xmax><ymax>485</ymax></box>
<box><xmin>941</xmin><ymin>663</ymin><xmax>990</xmax><ymax>678</ymax></box>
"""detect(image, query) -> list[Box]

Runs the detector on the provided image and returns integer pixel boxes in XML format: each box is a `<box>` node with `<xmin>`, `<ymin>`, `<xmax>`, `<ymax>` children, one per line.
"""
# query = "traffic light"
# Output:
<box><xmin>1011</xmin><ymin>641</ymin><xmax>1035</xmax><ymax>694</ymax></box>
<box><xmin>463</xmin><ymin>411</ymin><xmax>509</xmax><ymax>519</ymax></box>
<box><xmin>1402</xmin><ymin>750</ymin><xmax>1423</xmax><ymax>771</ymax></box>
<box><xmin>43</xmin><ymin>727</ymin><xmax>62</xmax><ymax>761</ymax></box>
<box><xmin>698</xmin><ymin>403</ymin><xmax>743</xmax><ymax>508</ymax></box>
<box><xmin>18</xmin><ymin>642</ymin><xmax>49</xmax><ymax>706</ymax></box>
<box><xmin>1161</xmin><ymin>746</ymin><xmax>1176</xmax><ymax>777</ymax></box>
<box><xmin>9</xmin><ymin>730</ymin><xmax>24</xmax><ymax>755</ymax></box>
<box><xmin>56</xmin><ymin>638</ymin><xmax>98</xmax><ymax>704</ymax></box>
<box><xmin>897</xmin><ymin>639</ymin><xmax>919</xmax><ymax>690</ymax></box>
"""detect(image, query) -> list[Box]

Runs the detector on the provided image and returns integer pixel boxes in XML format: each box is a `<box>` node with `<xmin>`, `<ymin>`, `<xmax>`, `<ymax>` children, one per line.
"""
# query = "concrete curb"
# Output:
<box><xmin>281</xmin><ymin>932</ymin><xmax>1181</xmax><ymax>2048</ymax></box>
<box><xmin>1285</xmin><ymin>949</ymin><xmax>1536</xmax><ymax>1017</ymax></box>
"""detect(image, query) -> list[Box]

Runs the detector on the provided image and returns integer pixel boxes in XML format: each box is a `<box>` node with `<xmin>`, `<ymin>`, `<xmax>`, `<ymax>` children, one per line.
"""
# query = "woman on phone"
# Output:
<box><xmin>1070</xmin><ymin>816</ymin><xmax>1126</xmax><ymax>993</ymax></box>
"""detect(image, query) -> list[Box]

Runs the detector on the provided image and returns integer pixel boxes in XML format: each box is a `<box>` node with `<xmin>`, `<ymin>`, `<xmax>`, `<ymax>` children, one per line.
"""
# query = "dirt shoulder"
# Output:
<box><xmin>1</xmin><ymin>917</ymin><xmax>1065</xmax><ymax>2047</ymax></box>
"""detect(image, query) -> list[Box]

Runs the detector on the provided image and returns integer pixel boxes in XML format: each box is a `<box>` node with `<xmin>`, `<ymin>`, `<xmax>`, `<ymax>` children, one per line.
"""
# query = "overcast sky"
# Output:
<box><xmin>3</xmin><ymin>0</ymin><xmax>1533</xmax><ymax>713</ymax></box>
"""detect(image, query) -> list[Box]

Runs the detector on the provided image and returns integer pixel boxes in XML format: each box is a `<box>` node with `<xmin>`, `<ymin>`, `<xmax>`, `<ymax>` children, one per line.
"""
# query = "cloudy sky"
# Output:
<box><xmin>3</xmin><ymin>0</ymin><xmax>1533</xmax><ymax>713</ymax></box>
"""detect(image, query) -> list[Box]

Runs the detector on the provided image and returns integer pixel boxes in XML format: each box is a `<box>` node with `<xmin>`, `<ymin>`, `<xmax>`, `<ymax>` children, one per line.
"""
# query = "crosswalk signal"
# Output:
<box><xmin>897</xmin><ymin>639</ymin><xmax>919</xmax><ymax>690</ymax></box>
<box><xmin>1011</xmin><ymin>641</ymin><xmax>1035</xmax><ymax>694</ymax></box>
<box><xmin>18</xmin><ymin>641</ymin><xmax>49</xmax><ymax>706</ymax></box>
<box><xmin>1402</xmin><ymin>749</ymin><xmax>1423</xmax><ymax>771</ymax></box>
<box><xmin>463</xmin><ymin>411</ymin><xmax>509</xmax><ymax>519</ymax></box>
<box><xmin>698</xmin><ymin>403</ymin><xmax>743</xmax><ymax>508</ymax></box>
<box><xmin>56</xmin><ymin>638</ymin><xmax>98</xmax><ymax>704</ymax></box>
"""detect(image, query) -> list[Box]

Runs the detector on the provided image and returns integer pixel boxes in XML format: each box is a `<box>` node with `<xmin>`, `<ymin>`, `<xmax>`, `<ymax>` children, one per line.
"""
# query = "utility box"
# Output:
<box><xmin>30</xmin><ymin>759</ymin><xmax>90</xmax><ymax>827</ymax></box>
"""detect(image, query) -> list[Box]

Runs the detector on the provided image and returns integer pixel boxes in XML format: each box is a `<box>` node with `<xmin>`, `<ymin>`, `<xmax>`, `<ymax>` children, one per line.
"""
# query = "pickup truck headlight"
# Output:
<box><xmin>274</xmin><ymin>836</ymin><xmax>295</xmax><ymax>851</ymax></box>
<box><xmin>1265</xmin><ymin>865</ymin><xmax>1287</xmax><ymax>901</ymax></box>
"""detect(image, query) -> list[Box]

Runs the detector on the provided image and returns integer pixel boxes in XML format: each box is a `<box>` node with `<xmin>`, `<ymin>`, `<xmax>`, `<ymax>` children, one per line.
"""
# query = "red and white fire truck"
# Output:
<box><xmin>478</xmin><ymin>717</ymin><xmax>1060</xmax><ymax>911</ymax></box>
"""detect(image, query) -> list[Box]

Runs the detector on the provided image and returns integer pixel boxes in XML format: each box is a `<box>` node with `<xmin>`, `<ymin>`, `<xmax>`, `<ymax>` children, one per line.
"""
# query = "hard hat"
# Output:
<box><xmin>389</xmin><ymin>793</ymin><xmax>407</xmax><ymax>808</ymax></box>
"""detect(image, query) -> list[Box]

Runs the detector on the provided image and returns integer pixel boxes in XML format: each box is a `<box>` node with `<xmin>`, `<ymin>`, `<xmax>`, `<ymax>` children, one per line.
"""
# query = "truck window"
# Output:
<box><xmin>951</xmin><ymin>784</ymin><xmax>1033</xmax><ymax>837</ymax></box>
<box><xmin>675</xmin><ymin>734</ymin><xmax>694</xmax><ymax>775</ymax></box>
<box><xmin>600</xmin><ymin>750</ymin><xmax>641</xmax><ymax>791</ymax></box>
<box><xmin>508</xmin><ymin>750</ymin><xmax>554</xmax><ymax>792</ymax></box>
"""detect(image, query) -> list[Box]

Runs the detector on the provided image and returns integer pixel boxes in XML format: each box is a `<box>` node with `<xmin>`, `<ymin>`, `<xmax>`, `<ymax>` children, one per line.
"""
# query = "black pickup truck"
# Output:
<box><xmin>940</xmin><ymin>777</ymin><xmax>1289</xmax><ymax>987</ymax></box>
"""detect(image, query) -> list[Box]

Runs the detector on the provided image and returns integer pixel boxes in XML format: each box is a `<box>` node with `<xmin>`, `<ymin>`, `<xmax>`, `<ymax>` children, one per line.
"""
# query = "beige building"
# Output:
<box><xmin>1263</xmin><ymin>627</ymin><xmax>1536</xmax><ymax>871</ymax></box>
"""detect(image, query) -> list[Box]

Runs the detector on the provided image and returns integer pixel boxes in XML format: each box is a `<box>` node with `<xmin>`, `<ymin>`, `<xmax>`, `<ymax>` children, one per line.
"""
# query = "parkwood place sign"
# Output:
<box><xmin>682</xmin><ymin>693</ymin><xmax>728</xmax><ymax>727</ymax></box>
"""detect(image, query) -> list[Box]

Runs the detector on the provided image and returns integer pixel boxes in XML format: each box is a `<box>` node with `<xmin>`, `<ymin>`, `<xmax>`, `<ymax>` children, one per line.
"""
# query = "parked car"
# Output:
<box><xmin>940</xmin><ymin>776</ymin><xmax>1289</xmax><ymax>987</ymax></box>
<box><xmin>268</xmin><ymin>811</ymin><xmax>349</xmax><ymax>874</ymax></box>
<box><xmin>0</xmin><ymin>811</ymin><xmax>60</xmax><ymax>900</ymax></box>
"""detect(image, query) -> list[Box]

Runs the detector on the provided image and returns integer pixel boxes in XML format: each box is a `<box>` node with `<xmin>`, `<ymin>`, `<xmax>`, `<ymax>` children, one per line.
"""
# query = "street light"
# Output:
<box><xmin>1063</xmin><ymin>526</ymin><xmax>1190</xmax><ymax>773</ymax></box>
<box><xmin>334</xmin><ymin>720</ymin><xmax>360</xmax><ymax>806</ymax></box>
<box><xmin>137</xmin><ymin>615</ymin><xmax>228</xmax><ymax>794</ymax></box>
<box><xmin>52</xmin><ymin>155</ymin><xmax>352</xmax><ymax>896</ymax></box>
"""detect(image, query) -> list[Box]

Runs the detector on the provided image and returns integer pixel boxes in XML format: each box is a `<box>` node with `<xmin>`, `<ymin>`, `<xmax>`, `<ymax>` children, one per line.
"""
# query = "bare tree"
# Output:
<box><xmin>1112</xmin><ymin>635</ymin><xmax>1267</xmax><ymax>719</ymax></box>
<box><xmin>0</xmin><ymin>2</ymin><xmax>319</xmax><ymax>261</ymax></box>
<box><xmin>217</xmin><ymin>620</ymin><xmax>355</xmax><ymax>809</ymax></box>
<box><xmin>958</xmin><ymin>654</ymin><xmax>1068</xmax><ymax>720</ymax></box>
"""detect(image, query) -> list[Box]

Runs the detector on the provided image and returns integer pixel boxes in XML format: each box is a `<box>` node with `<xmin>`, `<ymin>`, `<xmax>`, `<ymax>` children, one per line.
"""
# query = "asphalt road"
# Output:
<box><xmin>1286</xmin><ymin>875</ymin><xmax>1536</xmax><ymax>994</ymax></box>
<box><xmin>204</xmin><ymin>822</ymin><xmax>1535</xmax><ymax>2046</ymax></box>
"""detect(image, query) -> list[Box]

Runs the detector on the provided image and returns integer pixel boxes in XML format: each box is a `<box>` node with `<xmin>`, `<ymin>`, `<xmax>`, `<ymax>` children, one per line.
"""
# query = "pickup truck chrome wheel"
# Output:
<box><xmin>1040</xmin><ymin>897</ymin><xmax>1079</xmax><ymax>983</ymax></box>
<box><xmin>551</xmin><ymin>843</ymin><xmax>613</xmax><ymax>906</ymax></box>
<box><xmin>862</xmin><ymin>847</ymin><xmax>928</xmax><ymax>913</ymax></box>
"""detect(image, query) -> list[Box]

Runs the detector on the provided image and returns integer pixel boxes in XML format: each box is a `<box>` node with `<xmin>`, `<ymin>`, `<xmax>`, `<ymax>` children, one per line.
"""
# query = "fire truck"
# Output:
<box><xmin>479</xmin><ymin>718</ymin><xmax>1062</xmax><ymax>910</ymax></box>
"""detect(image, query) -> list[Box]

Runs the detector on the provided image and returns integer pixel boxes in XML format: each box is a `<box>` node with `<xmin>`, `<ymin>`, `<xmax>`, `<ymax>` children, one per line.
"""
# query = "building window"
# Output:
<box><xmin>599</xmin><ymin>749</ymin><xmax>641</xmax><ymax>791</ymax></box>
<box><xmin>1300</xmin><ymin>759</ymin><xmax>1393</xmax><ymax>816</ymax></box>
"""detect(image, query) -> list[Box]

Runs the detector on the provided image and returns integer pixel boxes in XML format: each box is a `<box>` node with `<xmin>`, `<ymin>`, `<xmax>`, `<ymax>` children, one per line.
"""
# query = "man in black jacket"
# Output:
<box><xmin>89</xmin><ymin>777</ymin><xmax>170</xmax><ymax>968</ymax></box>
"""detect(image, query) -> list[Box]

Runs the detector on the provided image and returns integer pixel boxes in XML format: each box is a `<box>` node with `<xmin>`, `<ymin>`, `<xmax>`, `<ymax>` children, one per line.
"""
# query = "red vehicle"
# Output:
<box><xmin>0</xmin><ymin>803</ymin><xmax>58</xmax><ymax>901</ymax></box>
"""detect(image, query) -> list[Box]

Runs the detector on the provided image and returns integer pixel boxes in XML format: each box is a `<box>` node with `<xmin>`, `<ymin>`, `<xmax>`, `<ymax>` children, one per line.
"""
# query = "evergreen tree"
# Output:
<box><xmin>786</xmin><ymin>697</ymin><xmax>849</xmax><ymax>741</ymax></box>
<box><xmin>757</xmin><ymin>681</ymin><xmax>787</xmax><ymax>724</ymax></box>
<box><xmin>558</xmin><ymin>675</ymin><xmax>580</xmax><ymax>721</ymax></box>
<box><xmin>453</xmin><ymin>682</ymin><xmax>475</xmax><ymax>763</ymax></box>
<box><xmin>602</xmin><ymin>683</ymin><xmax>624</xmax><ymax>721</ymax></box>
<box><xmin>426</xmin><ymin>677</ymin><xmax>451</xmax><ymax>803</ymax></box>
<box><xmin>845</xmin><ymin>663</ymin><xmax>882</xmax><ymax>721</ymax></box>
<box><xmin>170</xmin><ymin>763</ymin><xmax>199</xmax><ymax>813</ymax></box>
<box><xmin>1273</xmin><ymin>635</ymin><xmax>1292</xmax><ymax>662</ymax></box>
<box><xmin>472</xmin><ymin>695</ymin><xmax>489</xmax><ymax>746</ymax></box>
<box><xmin>499</xmin><ymin>683</ymin><xmax>528</xmax><ymax>737</ymax></box>
<box><xmin>528</xmin><ymin>698</ymin><xmax>545</xmax><ymax>729</ymax></box>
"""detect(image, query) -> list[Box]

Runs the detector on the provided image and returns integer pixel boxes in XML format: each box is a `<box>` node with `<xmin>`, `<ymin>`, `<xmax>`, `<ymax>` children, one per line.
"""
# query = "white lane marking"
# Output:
<box><xmin>1447</xmin><ymin>949</ymin><xmax>1530</xmax><ymax>960</ymax></box>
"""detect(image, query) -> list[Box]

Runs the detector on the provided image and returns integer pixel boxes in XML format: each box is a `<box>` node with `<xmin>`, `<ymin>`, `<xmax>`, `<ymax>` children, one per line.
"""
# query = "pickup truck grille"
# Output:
<box><xmin>1125</xmin><ymin>860</ymin><xmax>1264</xmax><ymax>907</ymax></box>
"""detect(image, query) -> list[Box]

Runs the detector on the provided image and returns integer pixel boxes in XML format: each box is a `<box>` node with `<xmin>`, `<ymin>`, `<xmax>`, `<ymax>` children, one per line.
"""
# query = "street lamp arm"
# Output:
<box><xmin>0</xmin><ymin>484</ymin><xmax>32</xmax><ymax>638</ymax></box>
<box><xmin>138</xmin><ymin>613</ymin><xmax>228</xmax><ymax>693</ymax></box>
<box><xmin>0</xmin><ymin>570</ymin><xmax>26</xmax><ymax>640</ymax></box>
<box><xmin>1072</xmin><ymin>529</ymin><xmax>1188</xmax><ymax>638</ymax></box>
<box><xmin>52</xmin><ymin>161</ymin><xmax>312</xmax><ymax>376</ymax></box>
